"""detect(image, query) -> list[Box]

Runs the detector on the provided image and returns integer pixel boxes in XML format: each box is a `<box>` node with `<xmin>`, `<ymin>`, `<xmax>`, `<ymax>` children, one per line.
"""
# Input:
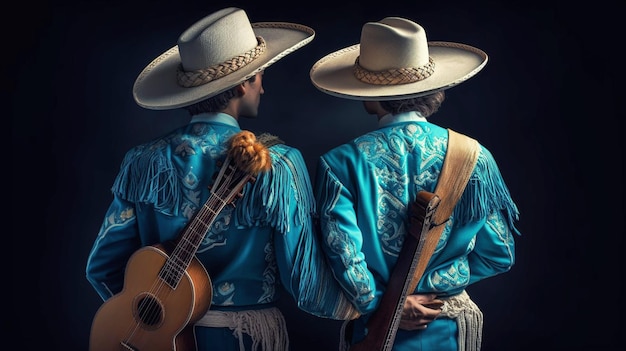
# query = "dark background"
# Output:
<box><xmin>10</xmin><ymin>0</ymin><xmax>623</xmax><ymax>350</ymax></box>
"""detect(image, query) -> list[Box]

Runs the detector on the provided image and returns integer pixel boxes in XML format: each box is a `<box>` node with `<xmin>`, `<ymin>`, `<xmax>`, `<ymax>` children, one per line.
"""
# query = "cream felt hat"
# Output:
<box><xmin>133</xmin><ymin>7</ymin><xmax>315</xmax><ymax>110</ymax></box>
<box><xmin>309</xmin><ymin>17</ymin><xmax>487</xmax><ymax>101</ymax></box>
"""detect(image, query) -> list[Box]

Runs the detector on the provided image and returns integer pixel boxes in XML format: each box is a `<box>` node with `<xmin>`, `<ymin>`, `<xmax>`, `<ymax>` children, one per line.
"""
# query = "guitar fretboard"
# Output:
<box><xmin>157</xmin><ymin>162</ymin><xmax>252</xmax><ymax>289</ymax></box>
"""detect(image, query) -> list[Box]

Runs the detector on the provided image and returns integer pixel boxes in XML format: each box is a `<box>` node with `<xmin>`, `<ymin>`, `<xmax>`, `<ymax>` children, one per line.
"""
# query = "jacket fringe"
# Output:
<box><xmin>111</xmin><ymin>142</ymin><xmax>182</xmax><ymax>216</ymax></box>
<box><xmin>305</xmin><ymin>162</ymin><xmax>363</xmax><ymax>320</ymax></box>
<box><xmin>236</xmin><ymin>145</ymin><xmax>360</xmax><ymax>320</ymax></box>
<box><xmin>453</xmin><ymin>146</ymin><xmax>521</xmax><ymax>235</ymax></box>
<box><xmin>295</xmin><ymin>218</ymin><xmax>362</xmax><ymax>320</ymax></box>
<box><xmin>233</xmin><ymin>144</ymin><xmax>310</xmax><ymax>233</ymax></box>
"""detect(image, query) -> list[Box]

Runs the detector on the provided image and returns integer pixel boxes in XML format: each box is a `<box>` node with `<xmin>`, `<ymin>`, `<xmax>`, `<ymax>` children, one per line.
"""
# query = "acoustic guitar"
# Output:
<box><xmin>89</xmin><ymin>131</ymin><xmax>272</xmax><ymax>351</ymax></box>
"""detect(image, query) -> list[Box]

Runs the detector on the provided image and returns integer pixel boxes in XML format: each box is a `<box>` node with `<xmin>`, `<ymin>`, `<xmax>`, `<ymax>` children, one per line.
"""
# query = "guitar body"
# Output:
<box><xmin>89</xmin><ymin>244</ymin><xmax>212</xmax><ymax>351</ymax></box>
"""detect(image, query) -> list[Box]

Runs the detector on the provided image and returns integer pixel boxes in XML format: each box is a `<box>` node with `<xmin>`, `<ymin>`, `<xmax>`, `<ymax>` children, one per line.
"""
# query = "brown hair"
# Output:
<box><xmin>379</xmin><ymin>90</ymin><xmax>445</xmax><ymax>117</ymax></box>
<box><xmin>183</xmin><ymin>75</ymin><xmax>258</xmax><ymax>115</ymax></box>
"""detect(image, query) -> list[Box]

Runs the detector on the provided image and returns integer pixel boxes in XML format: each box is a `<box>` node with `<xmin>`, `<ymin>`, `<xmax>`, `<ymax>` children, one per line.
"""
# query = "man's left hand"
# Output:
<box><xmin>399</xmin><ymin>293</ymin><xmax>443</xmax><ymax>331</ymax></box>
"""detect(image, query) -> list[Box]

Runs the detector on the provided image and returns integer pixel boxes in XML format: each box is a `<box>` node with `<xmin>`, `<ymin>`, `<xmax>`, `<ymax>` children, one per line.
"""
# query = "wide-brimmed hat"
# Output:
<box><xmin>133</xmin><ymin>7</ymin><xmax>315</xmax><ymax>110</ymax></box>
<box><xmin>309</xmin><ymin>17</ymin><xmax>487</xmax><ymax>101</ymax></box>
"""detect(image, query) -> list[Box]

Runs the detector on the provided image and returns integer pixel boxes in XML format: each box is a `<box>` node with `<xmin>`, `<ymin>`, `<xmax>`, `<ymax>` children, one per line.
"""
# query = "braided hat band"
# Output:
<box><xmin>132</xmin><ymin>7</ymin><xmax>315</xmax><ymax>110</ymax></box>
<box><xmin>309</xmin><ymin>16</ymin><xmax>488</xmax><ymax>101</ymax></box>
<box><xmin>177</xmin><ymin>36</ymin><xmax>267</xmax><ymax>88</ymax></box>
<box><xmin>353</xmin><ymin>56</ymin><xmax>435</xmax><ymax>85</ymax></box>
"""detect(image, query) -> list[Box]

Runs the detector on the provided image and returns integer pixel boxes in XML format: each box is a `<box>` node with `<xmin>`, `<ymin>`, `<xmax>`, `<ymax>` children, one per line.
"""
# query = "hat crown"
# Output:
<box><xmin>177</xmin><ymin>7</ymin><xmax>258</xmax><ymax>71</ymax></box>
<box><xmin>359</xmin><ymin>17</ymin><xmax>429</xmax><ymax>72</ymax></box>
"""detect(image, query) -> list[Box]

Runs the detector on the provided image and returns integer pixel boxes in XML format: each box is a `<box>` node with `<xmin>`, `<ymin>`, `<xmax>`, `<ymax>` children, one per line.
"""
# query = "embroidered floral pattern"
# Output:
<box><xmin>430</xmin><ymin>255</ymin><xmax>470</xmax><ymax>291</ymax></box>
<box><xmin>259</xmin><ymin>242</ymin><xmax>277</xmax><ymax>304</ymax></box>
<box><xmin>214</xmin><ymin>282</ymin><xmax>236</xmax><ymax>306</ymax></box>
<box><xmin>487</xmin><ymin>211</ymin><xmax>515</xmax><ymax>257</ymax></box>
<box><xmin>100</xmin><ymin>206</ymin><xmax>135</xmax><ymax>237</ymax></box>
<box><xmin>355</xmin><ymin>123</ymin><xmax>445</xmax><ymax>256</ymax></box>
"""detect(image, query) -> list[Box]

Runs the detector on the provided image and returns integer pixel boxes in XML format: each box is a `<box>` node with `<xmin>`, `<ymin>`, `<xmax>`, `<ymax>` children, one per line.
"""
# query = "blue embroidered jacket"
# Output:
<box><xmin>86</xmin><ymin>113</ymin><xmax>345</xmax><ymax>315</ymax></box>
<box><xmin>313</xmin><ymin>112</ymin><xmax>521</xmax><ymax>342</ymax></box>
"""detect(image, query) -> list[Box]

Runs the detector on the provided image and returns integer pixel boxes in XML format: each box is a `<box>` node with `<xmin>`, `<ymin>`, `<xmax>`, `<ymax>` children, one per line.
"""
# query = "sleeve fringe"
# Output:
<box><xmin>234</xmin><ymin>146</ymin><xmax>313</xmax><ymax>234</ymax></box>
<box><xmin>238</xmin><ymin>149</ymin><xmax>360</xmax><ymax>320</ymax></box>
<box><xmin>296</xmin><ymin>160</ymin><xmax>361</xmax><ymax>320</ymax></box>
<box><xmin>453</xmin><ymin>146</ymin><xmax>521</xmax><ymax>235</ymax></box>
<box><xmin>111</xmin><ymin>145</ymin><xmax>181</xmax><ymax>216</ymax></box>
<box><xmin>295</xmin><ymin>227</ymin><xmax>361</xmax><ymax>320</ymax></box>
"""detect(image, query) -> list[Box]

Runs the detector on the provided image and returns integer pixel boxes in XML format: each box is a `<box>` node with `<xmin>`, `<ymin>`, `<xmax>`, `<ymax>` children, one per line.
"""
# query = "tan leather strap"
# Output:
<box><xmin>407</xmin><ymin>129</ymin><xmax>480</xmax><ymax>293</ymax></box>
<box><xmin>433</xmin><ymin>129</ymin><xmax>480</xmax><ymax>224</ymax></box>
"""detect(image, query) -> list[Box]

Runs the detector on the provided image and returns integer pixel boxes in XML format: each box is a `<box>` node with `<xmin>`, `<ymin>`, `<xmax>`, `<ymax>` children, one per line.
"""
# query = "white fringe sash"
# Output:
<box><xmin>338</xmin><ymin>290</ymin><xmax>483</xmax><ymax>351</ymax></box>
<box><xmin>440</xmin><ymin>290</ymin><xmax>483</xmax><ymax>351</ymax></box>
<box><xmin>194</xmin><ymin>307</ymin><xmax>289</xmax><ymax>351</ymax></box>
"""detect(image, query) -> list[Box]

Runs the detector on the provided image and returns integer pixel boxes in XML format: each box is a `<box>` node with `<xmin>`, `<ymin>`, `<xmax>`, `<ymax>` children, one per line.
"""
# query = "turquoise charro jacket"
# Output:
<box><xmin>86</xmin><ymin>113</ymin><xmax>354</xmax><ymax>320</ymax></box>
<box><xmin>313</xmin><ymin>111</ymin><xmax>521</xmax><ymax>350</ymax></box>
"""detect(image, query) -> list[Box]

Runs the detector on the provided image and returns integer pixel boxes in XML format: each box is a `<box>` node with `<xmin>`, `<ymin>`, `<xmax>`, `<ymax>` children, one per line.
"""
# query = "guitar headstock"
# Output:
<box><xmin>227</xmin><ymin>130</ymin><xmax>272</xmax><ymax>174</ymax></box>
<box><xmin>210</xmin><ymin>131</ymin><xmax>272</xmax><ymax>207</ymax></box>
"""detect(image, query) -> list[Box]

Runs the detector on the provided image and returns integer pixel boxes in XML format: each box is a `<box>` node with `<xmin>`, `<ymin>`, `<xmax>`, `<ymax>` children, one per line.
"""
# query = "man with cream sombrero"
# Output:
<box><xmin>310</xmin><ymin>16</ymin><xmax>521</xmax><ymax>351</ymax></box>
<box><xmin>85</xmin><ymin>7</ymin><xmax>348</xmax><ymax>351</ymax></box>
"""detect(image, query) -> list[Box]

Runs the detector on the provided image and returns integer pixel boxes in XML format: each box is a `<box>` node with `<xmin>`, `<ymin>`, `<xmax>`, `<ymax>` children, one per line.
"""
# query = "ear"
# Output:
<box><xmin>235</xmin><ymin>82</ymin><xmax>247</xmax><ymax>97</ymax></box>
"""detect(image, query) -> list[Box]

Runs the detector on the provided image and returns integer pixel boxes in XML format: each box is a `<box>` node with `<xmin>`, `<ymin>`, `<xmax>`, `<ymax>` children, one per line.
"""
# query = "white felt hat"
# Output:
<box><xmin>310</xmin><ymin>17</ymin><xmax>487</xmax><ymax>100</ymax></box>
<box><xmin>133</xmin><ymin>7</ymin><xmax>315</xmax><ymax>110</ymax></box>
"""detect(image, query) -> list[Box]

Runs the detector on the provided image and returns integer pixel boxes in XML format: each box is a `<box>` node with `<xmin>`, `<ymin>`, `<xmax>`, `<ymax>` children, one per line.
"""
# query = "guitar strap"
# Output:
<box><xmin>406</xmin><ymin>128</ymin><xmax>480</xmax><ymax>293</ymax></box>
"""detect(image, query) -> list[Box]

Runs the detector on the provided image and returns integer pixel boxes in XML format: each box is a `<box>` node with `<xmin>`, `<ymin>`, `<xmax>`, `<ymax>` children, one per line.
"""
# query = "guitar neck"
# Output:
<box><xmin>157</xmin><ymin>196</ymin><xmax>227</xmax><ymax>288</ymax></box>
<box><xmin>350</xmin><ymin>191</ymin><xmax>439</xmax><ymax>351</ymax></box>
<box><xmin>158</xmin><ymin>160</ymin><xmax>254</xmax><ymax>290</ymax></box>
<box><xmin>350</xmin><ymin>233</ymin><xmax>421</xmax><ymax>351</ymax></box>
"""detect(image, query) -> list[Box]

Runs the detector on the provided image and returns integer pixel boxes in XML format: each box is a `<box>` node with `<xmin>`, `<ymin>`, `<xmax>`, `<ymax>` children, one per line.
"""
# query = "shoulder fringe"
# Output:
<box><xmin>110</xmin><ymin>132</ymin><xmax>282</xmax><ymax>217</ymax></box>
<box><xmin>111</xmin><ymin>143</ymin><xmax>182</xmax><ymax>215</ymax></box>
<box><xmin>453</xmin><ymin>146</ymin><xmax>520</xmax><ymax>234</ymax></box>
<box><xmin>233</xmin><ymin>145</ymin><xmax>311</xmax><ymax>232</ymax></box>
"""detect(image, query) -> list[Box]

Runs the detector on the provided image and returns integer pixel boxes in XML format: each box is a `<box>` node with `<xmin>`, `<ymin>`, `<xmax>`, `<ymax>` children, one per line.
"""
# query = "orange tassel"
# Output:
<box><xmin>227</xmin><ymin>130</ymin><xmax>272</xmax><ymax>174</ymax></box>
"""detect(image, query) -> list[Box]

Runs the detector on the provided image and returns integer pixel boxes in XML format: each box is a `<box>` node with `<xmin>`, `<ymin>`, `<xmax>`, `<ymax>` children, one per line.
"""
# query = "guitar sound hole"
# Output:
<box><xmin>135</xmin><ymin>295</ymin><xmax>163</xmax><ymax>327</ymax></box>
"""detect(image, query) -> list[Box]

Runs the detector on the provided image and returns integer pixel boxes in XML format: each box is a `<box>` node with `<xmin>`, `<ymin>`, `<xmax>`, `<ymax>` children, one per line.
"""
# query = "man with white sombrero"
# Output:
<box><xmin>310</xmin><ymin>16</ymin><xmax>521</xmax><ymax>351</ymax></box>
<box><xmin>85</xmin><ymin>7</ymin><xmax>346</xmax><ymax>351</ymax></box>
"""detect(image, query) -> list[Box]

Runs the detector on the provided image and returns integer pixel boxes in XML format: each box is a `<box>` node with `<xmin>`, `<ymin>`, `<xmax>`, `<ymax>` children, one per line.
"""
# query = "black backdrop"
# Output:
<box><xmin>10</xmin><ymin>1</ymin><xmax>623</xmax><ymax>350</ymax></box>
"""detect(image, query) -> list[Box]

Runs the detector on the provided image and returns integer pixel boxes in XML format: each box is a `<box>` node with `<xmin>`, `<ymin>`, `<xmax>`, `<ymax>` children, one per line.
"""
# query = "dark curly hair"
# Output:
<box><xmin>183</xmin><ymin>75</ymin><xmax>258</xmax><ymax>115</ymax></box>
<box><xmin>379</xmin><ymin>90</ymin><xmax>445</xmax><ymax>117</ymax></box>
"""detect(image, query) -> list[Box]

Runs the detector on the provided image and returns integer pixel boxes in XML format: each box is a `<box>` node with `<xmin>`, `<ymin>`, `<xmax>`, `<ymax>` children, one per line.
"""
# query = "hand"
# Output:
<box><xmin>399</xmin><ymin>293</ymin><xmax>443</xmax><ymax>331</ymax></box>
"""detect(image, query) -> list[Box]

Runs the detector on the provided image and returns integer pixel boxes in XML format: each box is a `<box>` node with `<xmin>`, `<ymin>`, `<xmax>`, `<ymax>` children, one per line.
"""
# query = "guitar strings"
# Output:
<box><xmin>122</xmin><ymin>159</ymin><xmax>245</xmax><ymax>347</ymax></box>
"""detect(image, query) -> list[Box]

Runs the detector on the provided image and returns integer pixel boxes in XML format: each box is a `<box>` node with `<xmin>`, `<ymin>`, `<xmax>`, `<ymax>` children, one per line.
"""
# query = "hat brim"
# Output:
<box><xmin>309</xmin><ymin>41</ymin><xmax>488</xmax><ymax>101</ymax></box>
<box><xmin>133</xmin><ymin>22</ymin><xmax>315</xmax><ymax>110</ymax></box>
